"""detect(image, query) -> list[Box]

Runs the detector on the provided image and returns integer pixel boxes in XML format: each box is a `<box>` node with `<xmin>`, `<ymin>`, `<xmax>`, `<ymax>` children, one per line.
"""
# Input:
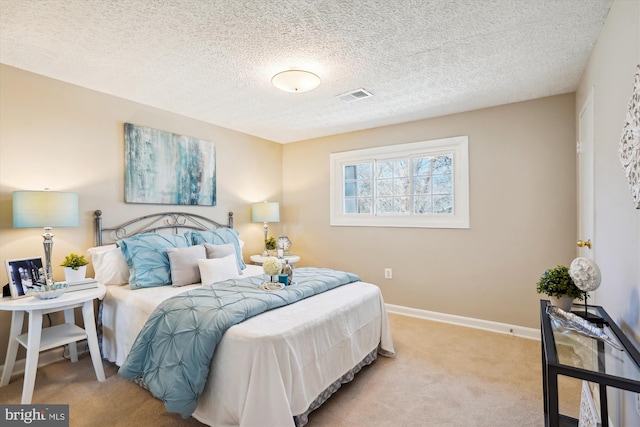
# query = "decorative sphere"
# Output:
<box><xmin>569</xmin><ymin>257</ymin><xmax>601</xmax><ymax>292</ymax></box>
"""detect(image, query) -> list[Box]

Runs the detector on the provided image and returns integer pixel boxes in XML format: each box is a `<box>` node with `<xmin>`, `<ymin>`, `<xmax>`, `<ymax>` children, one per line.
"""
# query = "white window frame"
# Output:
<box><xmin>330</xmin><ymin>136</ymin><xmax>469</xmax><ymax>228</ymax></box>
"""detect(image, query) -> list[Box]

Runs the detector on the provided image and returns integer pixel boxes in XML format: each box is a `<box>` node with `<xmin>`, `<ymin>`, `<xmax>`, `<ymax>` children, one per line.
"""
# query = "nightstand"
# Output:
<box><xmin>0</xmin><ymin>284</ymin><xmax>107</xmax><ymax>404</ymax></box>
<box><xmin>250</xmin><ymin>254</ymin><xmax>300</xmax><ymax>266</ymax></box>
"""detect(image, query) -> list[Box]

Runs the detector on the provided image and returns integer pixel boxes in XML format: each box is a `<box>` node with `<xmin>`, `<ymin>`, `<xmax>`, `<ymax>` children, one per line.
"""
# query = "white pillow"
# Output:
<box><xmin>203</xmin><ymin>243</ymin><xmax>242</xmax><ymax>275</ymax></box>
<box><xmin>86</xmin><ymin>244</ymin><xmax>130</xmax><ymax>285</ymax></box>
<box><xmin>198</xmin><ymin>254</ymin><xmax>241</xmax><ymax>285</ymax></box>
<box><xmin>238</xmin><ymin>239</ymin><xmax>245</xmax><ymax>262</ymax></box>
<box><xmin>167</xmin><ymin>245</ymin><xmax>207</xmax><ymax>287</ymax></box>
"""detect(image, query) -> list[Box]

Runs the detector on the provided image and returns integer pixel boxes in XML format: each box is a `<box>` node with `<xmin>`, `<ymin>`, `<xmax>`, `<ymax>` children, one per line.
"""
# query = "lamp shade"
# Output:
<box><xmin>252</xmin><ymin>202</ymin><xmax>280</xmax><ymax>223</ymax></box>
<box><xmin>13</xmin><ymin>191</ymin><xmax>79</xmax><ymax>228</ymax></box>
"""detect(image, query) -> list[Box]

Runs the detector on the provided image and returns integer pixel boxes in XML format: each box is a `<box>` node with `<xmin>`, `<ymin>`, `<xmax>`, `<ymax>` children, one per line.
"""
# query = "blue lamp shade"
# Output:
<box><xmin>251</xmin><ymin>202</ymin><xmax>280</xmax><ymax>223</ymax></box>
<box><xmin>13</xmin><ymin>191</ymin><xmax>79</xmax><ymax>228</ymax></box>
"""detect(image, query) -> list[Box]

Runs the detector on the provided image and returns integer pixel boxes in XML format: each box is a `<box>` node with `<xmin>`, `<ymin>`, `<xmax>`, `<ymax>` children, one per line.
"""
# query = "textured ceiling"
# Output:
<box><xmin>0</xmin><ymin>0</ymin><xmax>612</xmax><ymax>143</ymax></box>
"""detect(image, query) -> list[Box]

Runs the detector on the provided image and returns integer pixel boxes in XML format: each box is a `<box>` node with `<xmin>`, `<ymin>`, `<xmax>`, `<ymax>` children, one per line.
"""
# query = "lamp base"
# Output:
<box><xmin>262</xmin><ymin>222</ymin><xmax>269</xmax><ymax>258</ymax></box>
<box><xmin>42</xmin><ymin>227</ymin><xmax>55</xmax><ymax>285</ymax></box>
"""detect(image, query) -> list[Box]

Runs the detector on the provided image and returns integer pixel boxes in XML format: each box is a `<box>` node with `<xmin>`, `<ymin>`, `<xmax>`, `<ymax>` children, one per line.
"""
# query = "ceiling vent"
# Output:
<box><xmin>337</xmin><ymin>88</ymin><xmax>373</xmax><ymax>102</ymax></box>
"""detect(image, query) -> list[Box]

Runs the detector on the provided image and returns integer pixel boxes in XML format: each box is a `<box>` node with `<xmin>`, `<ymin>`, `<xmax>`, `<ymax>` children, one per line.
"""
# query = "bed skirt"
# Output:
<box><xmin>293</xmin><ymin>347</ymin><xmax>378</xmax><ymax>427</ymax></box>
<box><xmin>125</xmin><ymin>347</ymin><xmax>379</xmax><ymax>427</ymax></box>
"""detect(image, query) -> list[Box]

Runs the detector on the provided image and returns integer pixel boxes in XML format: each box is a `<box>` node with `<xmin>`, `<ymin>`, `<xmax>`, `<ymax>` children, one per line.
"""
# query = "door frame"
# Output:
<box><xmin>577</xmin><ymin>88</ymin><xmax>596</xmax><ymax>295</ymax></box>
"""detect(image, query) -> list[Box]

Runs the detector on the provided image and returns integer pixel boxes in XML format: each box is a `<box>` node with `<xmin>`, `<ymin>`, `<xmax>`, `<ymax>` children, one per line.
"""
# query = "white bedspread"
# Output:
<box><xmin>100</xmin><ymin>265</ymin><xmax>395</xmax><ymax>427</ymax></box>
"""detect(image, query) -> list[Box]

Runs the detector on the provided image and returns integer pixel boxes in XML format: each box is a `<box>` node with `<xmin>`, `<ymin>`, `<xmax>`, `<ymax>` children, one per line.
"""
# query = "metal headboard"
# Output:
<box><xmin>94</xmin><ymin>210</ymin><xmax>234</xmax><ymax>246</ymax></box>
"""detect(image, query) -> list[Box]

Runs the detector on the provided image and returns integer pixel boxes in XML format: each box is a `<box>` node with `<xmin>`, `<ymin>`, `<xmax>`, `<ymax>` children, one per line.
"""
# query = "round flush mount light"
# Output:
<box><xmin>271</xmin><ymin>69</ymin><xmax>320</xmax><ymax>93</ymax></box>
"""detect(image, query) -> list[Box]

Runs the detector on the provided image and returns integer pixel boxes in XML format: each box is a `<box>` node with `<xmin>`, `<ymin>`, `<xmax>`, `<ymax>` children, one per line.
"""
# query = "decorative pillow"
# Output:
<box><xmin>117</xmin><ymin>233</ymin><xmax>191</xmax><ymax>289</ymax></box>
<box><xmin>203</xmin><ymin>243</ymin><xmax>241</xmax><ymax>275</ymax></box>
<box><xmin>86</xmin><ymin>244</ymin><xmax>130</xmax><ymax>285</ymax></box>
<box><xmin>197</xmin><ymin>254</ymin><xmax>241</xmax><ymax>285</ymax></box>
<box><xmin>187</xmin><ymin>229</ymin><xmax>246</xmax><ymax>271</ymax></box>
<box><xmin>238</xmin><ymin>239</ymin><xmax>245</xmax><ymax>262</ymax></box>
<box><xmin>167</xmin><ymin>245</ymin><xmax>207</xmax><ymax>287</ymax></box>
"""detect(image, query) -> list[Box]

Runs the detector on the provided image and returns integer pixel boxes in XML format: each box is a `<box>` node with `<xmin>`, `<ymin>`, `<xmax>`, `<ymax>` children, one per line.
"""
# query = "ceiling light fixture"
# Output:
<box><xmin>272</xmin><ymin>70</ymin><xmax>320</xmax><ymax>93</ymax></box>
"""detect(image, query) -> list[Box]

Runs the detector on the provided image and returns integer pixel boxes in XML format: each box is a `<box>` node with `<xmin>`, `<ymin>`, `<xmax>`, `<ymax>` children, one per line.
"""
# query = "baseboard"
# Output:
<box><xmin>0</xmin><ymin>340</ymin><xmax>89</xmax><ymax>379</ymax></box>
<box><xmin>385</xmin><ymin>303</ymin><xmax>540</xmax><ymax>340</ymax></box>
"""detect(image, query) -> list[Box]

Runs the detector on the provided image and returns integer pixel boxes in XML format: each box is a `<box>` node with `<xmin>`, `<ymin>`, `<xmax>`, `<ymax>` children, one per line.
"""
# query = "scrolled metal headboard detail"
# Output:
<box><xmin>94</xmin><ymin>210</ymin><xmax>234</xmax><ymax>246</ymax></box>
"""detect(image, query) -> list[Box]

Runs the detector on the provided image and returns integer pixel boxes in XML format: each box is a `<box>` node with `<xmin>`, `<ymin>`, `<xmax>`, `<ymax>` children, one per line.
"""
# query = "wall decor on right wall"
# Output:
<box><xmin>618</xmin><ymin>64</ymin><xmax>640</xmax><ymax>209</ymax></box>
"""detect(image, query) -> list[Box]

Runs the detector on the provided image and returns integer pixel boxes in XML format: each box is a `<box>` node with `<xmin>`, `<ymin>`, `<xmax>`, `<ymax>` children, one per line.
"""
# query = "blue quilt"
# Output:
<box><xmin>118</xmin><ymin>267</ymin><xmax>361</xmax><ymax>418</ymax></box>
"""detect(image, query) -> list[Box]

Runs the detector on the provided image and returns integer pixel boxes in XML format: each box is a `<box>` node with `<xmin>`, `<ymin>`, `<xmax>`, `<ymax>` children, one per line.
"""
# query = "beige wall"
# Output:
<box><xmin>576</xmin><ymin>0</ymin><xmax>640</xmax><ymax>343</ymax></box>
<box><xmin>283</xmin><ymin>94</ymin><xmax>577</xmax><ymax>329</ymax></box>
<box><xmin>0</xmin><ymin>65</ymin><xmax>577</xmax><ymax>368</ymax></box>
<box><xmin>576</xmin><ymin>1</ymin><xmax>640</xmax><ymax>425</ymax></box>
<box><xmin>0</xmin><ymin>65</ymin><xmax>283</xmax><ymax>362</ymax></box>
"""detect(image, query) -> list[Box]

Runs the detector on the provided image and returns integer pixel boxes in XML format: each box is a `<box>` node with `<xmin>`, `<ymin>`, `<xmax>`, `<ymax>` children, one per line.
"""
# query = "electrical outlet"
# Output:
<box><xmin>384</xmin><ymin>268</ymin><xmax>392</xmax><ymax>279</ymax></box>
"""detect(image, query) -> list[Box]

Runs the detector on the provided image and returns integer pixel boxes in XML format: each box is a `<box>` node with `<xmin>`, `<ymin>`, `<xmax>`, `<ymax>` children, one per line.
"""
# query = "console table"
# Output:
<box><xmin>540</xmin><ymin>300</ymin><xmax>640</xmax><ymax>426</ymax></box>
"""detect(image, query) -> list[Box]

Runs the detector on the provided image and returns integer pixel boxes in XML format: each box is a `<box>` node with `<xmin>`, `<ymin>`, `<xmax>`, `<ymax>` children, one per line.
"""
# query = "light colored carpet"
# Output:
<box><xmin>0</xmin><ymin>313</ymin><xmax>581</xmax><ymax>426</ymax></box>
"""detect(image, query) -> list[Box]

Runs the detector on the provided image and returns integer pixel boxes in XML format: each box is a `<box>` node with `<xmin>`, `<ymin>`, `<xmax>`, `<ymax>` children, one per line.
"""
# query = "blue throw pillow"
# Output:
<box><xmin>186</xmin><ymin>229</ymin><xmax>246</xmax><ymax>271</ymax></box>
<box><xmin>117</xmin><ymin>233</ymin><xmax>191</xmax><ymax>289</ymax></box>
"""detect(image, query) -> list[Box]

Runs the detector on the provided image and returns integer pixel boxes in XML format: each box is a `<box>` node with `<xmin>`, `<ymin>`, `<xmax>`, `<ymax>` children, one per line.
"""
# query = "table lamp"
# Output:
<box><xmin>13</xmin><ymin>190</ymin><xmax>79</xmax><ymax>284</ymax></box>
<box><xmin>251</xmin><ymin>201</ymin><xmax>280</xmax><ymax>256</ymax></box>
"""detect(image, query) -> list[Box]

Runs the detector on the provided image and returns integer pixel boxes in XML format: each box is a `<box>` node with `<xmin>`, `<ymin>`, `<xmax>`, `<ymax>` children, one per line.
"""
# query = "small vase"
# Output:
<box><xmin>64</xmin><ymin>266</ymin><xmax>87</xmax><ymax>283</ymax></box>
<box><xmin>549</xmin><ymin>295</ymin><xmax>574</xmax><ymax>312</ymax></box>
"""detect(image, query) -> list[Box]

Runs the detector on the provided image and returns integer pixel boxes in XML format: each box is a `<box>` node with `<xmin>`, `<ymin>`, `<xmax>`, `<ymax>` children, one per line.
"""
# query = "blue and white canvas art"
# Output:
<box><xmin>125</xmin><ymin>123</ymin><xmax>216</xmax><ymax>205</ymax></box>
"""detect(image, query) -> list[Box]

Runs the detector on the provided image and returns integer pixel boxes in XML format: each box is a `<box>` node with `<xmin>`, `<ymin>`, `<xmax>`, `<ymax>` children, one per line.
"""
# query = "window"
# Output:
<box><xmin>330</xmin><ymin>136</ymin><xmax>469</xmax><ymax>228</ymax></box>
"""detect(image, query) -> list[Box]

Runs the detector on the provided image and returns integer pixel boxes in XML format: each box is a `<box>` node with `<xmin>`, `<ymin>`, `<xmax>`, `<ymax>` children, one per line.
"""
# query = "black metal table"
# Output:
<box><xmin>540</xmin><ymin>300</ymin><xmax>640</xmax><ymax>426</ymax></box>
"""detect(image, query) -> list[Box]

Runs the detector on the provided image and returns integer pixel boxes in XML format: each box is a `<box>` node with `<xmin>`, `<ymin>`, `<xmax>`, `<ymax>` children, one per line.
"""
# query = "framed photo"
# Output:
<box><xmin>5</xmin><ymin>257</ymin><xmax>46</xmax><ymax>299</ymax></box>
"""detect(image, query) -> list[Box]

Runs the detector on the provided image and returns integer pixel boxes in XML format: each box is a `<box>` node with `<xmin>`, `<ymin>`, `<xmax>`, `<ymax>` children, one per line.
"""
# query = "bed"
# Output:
<box><xmin>93</xmin><ymin>210</ymin><xmax>395</xmax><ymax>427</ymax></box>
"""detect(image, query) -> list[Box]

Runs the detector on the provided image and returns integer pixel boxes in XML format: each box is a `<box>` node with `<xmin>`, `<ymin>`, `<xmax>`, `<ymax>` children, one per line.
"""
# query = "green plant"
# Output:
<box><xmin>60</xmin><ymin>253</ymin><xmax>89</xmax><ymax>270</ymax></box>
<box><xmin>265</xmin><ymin>236</ymin><xmax>277</xmax><ymax>250</ymax></box>
<box><xmin>536</xmin><ymin>265</ymin><xmax>584</xmax><ymax>300</ymax></box>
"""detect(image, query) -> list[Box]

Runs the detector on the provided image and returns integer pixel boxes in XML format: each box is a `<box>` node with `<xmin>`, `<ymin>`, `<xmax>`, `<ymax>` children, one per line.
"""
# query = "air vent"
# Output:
<box><xmin>337</xmin><ymin>88</ymin><xmax>373</xmax><ymax>102</ymax></box>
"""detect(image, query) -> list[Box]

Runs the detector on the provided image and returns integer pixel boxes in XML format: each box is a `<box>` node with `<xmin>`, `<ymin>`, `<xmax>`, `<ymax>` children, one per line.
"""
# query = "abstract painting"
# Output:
<box><xmin>125</xmin><ymin>123</ymin><xmax>216</xmax><ymax>205</ymax></box>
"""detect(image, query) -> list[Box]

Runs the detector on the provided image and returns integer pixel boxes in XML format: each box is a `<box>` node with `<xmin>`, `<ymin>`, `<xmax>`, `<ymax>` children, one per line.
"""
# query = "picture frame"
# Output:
<box><xmin>5</xmin><ymin>257</ymin><xmax>46</xmax><ymax>299</ymax></box>
<box><xmin>124</xmin><ymin>123</ymin><xmax>217</xmax><ymax>206</ymax></box>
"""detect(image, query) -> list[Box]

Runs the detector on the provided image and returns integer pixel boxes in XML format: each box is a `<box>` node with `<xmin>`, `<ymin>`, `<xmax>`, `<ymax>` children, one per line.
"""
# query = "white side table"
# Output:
<box><xmin>0</xmin><ymin>284</ymin><xmax>107</xmax><ymax>403</ymax></box>
<box><xmin>250</xmin><ymin>254</ymin><xmax>300</xmax><ymax>266</ymax></box>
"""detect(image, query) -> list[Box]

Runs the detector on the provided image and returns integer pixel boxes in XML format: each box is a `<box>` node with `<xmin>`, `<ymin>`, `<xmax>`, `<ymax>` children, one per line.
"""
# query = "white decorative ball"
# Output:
<box><xmin>569</xmin><ymin>257</ymin><xmax>601</xmax><ymax>292</ymax></box>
